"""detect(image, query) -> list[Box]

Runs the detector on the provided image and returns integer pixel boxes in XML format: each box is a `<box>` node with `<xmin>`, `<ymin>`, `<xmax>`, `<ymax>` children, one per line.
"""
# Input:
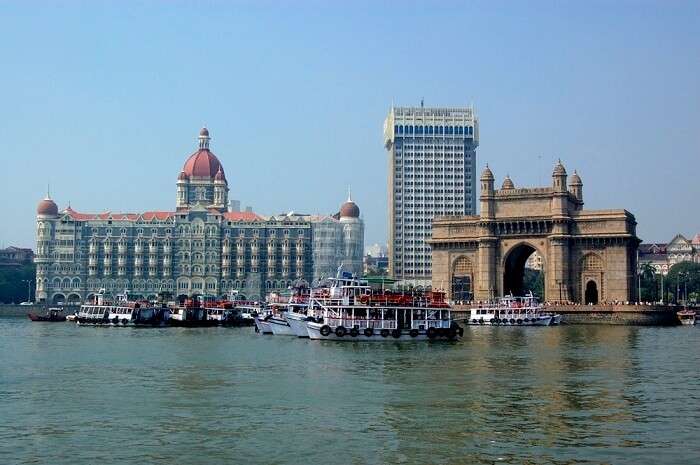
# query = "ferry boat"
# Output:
<box><xmin>466</xmin><ymin>292</ymin><xmax>557</xmax><ymax>326</ymax></box>
<box><xmin>305</xmin><ymin>271</ymin><xmax>463</xmax><ymax>341</ymax></box>
<box><xmin>76</xmin><ymin>291</ymin><xmax>169</xmax><ymax>326</ymax></box>
<box><xmin>677</xmin><ymin>309</ymin><xmax>696</xmax><ymax>326</ymax></box>
<box><xmin>169</xmin><ymin>297</ymin><xmax>218</xmax><ymax>327</ymax></box>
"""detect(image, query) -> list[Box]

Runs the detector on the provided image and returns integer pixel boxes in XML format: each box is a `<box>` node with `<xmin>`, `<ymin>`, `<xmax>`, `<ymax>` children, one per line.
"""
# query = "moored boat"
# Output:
<box><xmin>76</xmin><ymin>291</ymin><xmax>169</xmax><ymax>327</ymax></box>
<box><xmin>677</xmin><ymin>309</ymin><xmax>696</xmax><ymax>326</ymax></box>
<box><xmin>466</xmin><ymin>293</ymin><xmax>556</xmax><ymax>326</ymax></box>
<box><xmin>28</xmin><ymin>307</ymin><xmax>66</xmax><ymax>322</ymax></box>
<box><xmin>305</xmin><ymin>271</ymin><xmax>462</xmax><ymax>342</ymax></box>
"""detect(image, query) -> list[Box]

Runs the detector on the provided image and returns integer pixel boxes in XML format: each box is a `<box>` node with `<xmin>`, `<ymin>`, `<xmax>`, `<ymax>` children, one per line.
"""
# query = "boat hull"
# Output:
<box><xmin>464</xmin><ymin>316</ymin><xmax>552</xmax><ymax>327</ymax></box>
<box><xmin>254</xmin><ymin>317</ymin><xmax>273</xmax><ymax>334</ymax></box>
<box><xmin>28</xmin><ymin>313</ymin><xmax>66</xmax><ymax>322</ymax></box>
<box><xmin>285</xmin><ymin>313</ymin><xmax>312</xmax><ymax>337</ymax></box>
<box><xmin>268</xmin><ymin>317</ymin><xmax>295</xmax><ymax>336</ymax></box>
<box><xmin>306</xmin><ymin>321</ymin><xmax>460</xmax><ymax>342</ymax></box>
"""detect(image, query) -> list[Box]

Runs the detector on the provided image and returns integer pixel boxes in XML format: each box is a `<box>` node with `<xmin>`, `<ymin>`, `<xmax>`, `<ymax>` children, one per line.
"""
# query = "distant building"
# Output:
<box><xmin>639</xmin><ymin>233</ymin><xmax>700</xmax><ymax>275</ymax></box>
<box><xmin>0</xmin><ymin>247</ymin><xmax>34</xmax><ymax>267</ymax></box>
<box><xmin>384</xmin><ymin>105</ymin><xmax>479</xmax><ymax>287</ymax></box>
<box><xmin>34</xmin><ymin>128</ymin><xmax>363</xmax><ymax>304</ymax></box>
<box><xmin>365</xmin><ymin>243</ymin><xmax>387</xmax><ymax>258</ymax></box>
<box><xmin>524</xmin><ymin>251</ymin><xmax>543</xmax><ymax>271</ymax></box>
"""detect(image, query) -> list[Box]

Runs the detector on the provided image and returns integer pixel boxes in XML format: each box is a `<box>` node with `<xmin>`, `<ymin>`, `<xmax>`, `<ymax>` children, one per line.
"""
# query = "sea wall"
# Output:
<box><xmin>452</xmin><ymin>304</ymin><xmax>679</xmax><ymax>326</ymax></box>
<box><xmin>0</xmin><ymin>304</ymin><xmax>74</xmax><ymax>317</ymax></box>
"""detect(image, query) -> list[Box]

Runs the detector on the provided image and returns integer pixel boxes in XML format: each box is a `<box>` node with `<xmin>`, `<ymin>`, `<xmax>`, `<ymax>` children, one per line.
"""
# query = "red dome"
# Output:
<box><xmin>37</xmin><ymin>198</ymin><xmax>58</xmax><ymax>216</ymax></box>
<box><xmin>340</xmin><ymin>200</ymin><xmax>360</xmax><ymax>218</ymax></box>
<box><xmin>182</xmin><ymin>149</ymin><xmax>224</xmax><ymax>178</ymax></box>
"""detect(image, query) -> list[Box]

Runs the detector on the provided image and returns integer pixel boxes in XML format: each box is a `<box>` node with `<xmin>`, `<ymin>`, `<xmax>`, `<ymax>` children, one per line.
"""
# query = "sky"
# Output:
<box><xmin>0</xmin><ymin>0</ymin><xmax>698</xmax><ymax>249</ymax></box>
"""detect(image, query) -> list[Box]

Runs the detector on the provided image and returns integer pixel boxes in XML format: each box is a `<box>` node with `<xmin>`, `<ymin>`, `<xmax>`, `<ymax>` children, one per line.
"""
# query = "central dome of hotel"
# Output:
<box><xmin>182</xmin><ymin>127</ymin><xmax>225</xmax><ymax>178</ymax></box>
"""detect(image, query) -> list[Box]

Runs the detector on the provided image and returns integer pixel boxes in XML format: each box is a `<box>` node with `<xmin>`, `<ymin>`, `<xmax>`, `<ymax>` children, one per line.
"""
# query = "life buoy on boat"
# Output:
<box><xmin>427</xmin><ymin>327</ymin><xmax>437</xmax><ymax>339</ymax></box>
<box><xmin>320</xmin><ymin>325</ymin><xmax>331</xmax><ymax>337</ymax></box>
<box><xmin>380</xmin><ymin>329</ymin><xmax>390</xmax><ymax>338</ymax></box>
<box><xmin>490</xmin><ymin>318</ymin><xmax>496</xmax><ymax>325</ymax></box>
<box><xmin>121</xmin><ymin>319</ymin><xmax>128</xmax><ymax>325</ymax></box>
<box><xmin>391</xmin><ymin>329</ymin><xmax>401</xmax><ymax>339</ymax></box>
<box><xmin>350</xmin><ymin>328</ymin><xmax>360</xmax><ymax>337</ymax></box>
<box><xmin>523</xmin><ymin>318</ymin><xmax>529</xmax><ymax>323</ymax></box>
<box><xmin>112</xmin><ymin>316</ymin><xmax>119</xmax><ymax>324</ymax></box>
<box><xmin>409</xmin><ymin>329</ymin><xmax>419</xmax><ymax>338</ymax></box>
<box><xmin>516</xmin><ymin>319</ymin><xmax>523</xmax><ymax>325</ymax></box>
<box><xmin>472</xmin><ymin>319</ymin><xmax>478</xmax><ymax>324</ymax></box>
<box><xmin>492</xmin><ymin>318</ymin><xmax>499</xmax><ymax>325</ymax></box>
<box><xmin>479</xmin><ymin>318</ymin><xmax>484</xmax><ymax>325</ymax></box>
<box><xmin>510</xmin><ymin>318</ymin><xmax>516</xmax><ymax>324</ymax></box>
<box><xmin>364</xmin><ymin>327</ymin><xmax>373</xmax><ymax>337</ymax></box>
<box><xmin>335</xmin><ymin>326</ymin><xmax>347</xmax><ymax>337</ymax></box>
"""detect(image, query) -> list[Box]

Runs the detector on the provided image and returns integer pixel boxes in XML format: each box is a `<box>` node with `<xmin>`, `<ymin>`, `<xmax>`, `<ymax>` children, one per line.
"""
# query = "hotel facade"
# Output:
<box><xmin>35</xmin><ymin>128</ymin><xmax>363</xmax><ymax>304</ymax></box>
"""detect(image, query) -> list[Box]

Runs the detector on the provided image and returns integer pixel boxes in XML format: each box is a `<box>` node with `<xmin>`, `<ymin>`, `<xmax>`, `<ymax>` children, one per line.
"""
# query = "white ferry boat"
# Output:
<box><xmin>305</xmin><ymin>271</ymin><xmax>462</xmax><ymax>341</ymax></box>
<box><xmin>466</xmin><ymin>292</ymin><xmax>558</xmax><ymax>326</ymax></box>
<box><xmin>76</xmin><ymin>291</ymin><xmax>169</xmax><ymax>326</ymax></box>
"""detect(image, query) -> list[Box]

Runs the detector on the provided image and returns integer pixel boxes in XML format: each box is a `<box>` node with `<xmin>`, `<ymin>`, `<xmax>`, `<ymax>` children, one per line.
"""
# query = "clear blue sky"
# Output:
<box><xmin>1</xmin><ymin>1</ymin><xmax>698</xmax><ymax>249</ymax></box>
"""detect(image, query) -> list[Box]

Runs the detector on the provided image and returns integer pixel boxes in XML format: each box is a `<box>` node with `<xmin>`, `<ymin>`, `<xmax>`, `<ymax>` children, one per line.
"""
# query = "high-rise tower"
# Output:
<box><xmin>384</xmin><ymin>105</ymin><xmax>479</xmax><ymax>286</ymax></box>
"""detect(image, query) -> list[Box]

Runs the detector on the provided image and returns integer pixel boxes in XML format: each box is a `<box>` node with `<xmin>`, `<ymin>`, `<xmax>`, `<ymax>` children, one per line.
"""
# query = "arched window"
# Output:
<box><xmin>451</xmin><ymin>257</ymin><xmax>474</xmax><ymax>303</ymax></box>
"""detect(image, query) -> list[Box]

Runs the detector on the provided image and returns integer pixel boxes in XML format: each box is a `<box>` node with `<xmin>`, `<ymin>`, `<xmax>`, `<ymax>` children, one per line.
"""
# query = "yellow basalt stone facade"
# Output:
<box><xmin>429</xmin><ymin>162</ymin><xmax>640</xmax><ymax>304</ymax></box>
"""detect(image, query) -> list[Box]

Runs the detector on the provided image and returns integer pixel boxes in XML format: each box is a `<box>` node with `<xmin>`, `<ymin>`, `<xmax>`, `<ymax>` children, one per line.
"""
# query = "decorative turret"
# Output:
<box><xmin>501</xmin><ymin>175</ymin><xmax>514</xmax><ymax>190</ymax></box>
<box><xmin>552</xmin><ymin>159</ymin><xmax>567</xmax><ymax>193</ymax></box>
<box><xmin>213</xmin><ymin>167</ymin><xmax>228</xmax><ymax>209</ymax></box>
<box><xmin>198</xmin><ymin>127</ymin><xmax>210</xmax><ymax>150</ymax></box>
<box><xmin>569</xmin><ymin>170</ymin><xmax>583</xmax><ymax>205</ymax></box>
<box><xmin>480</xmin><ymin>165</ymin><xmax>495</xmax><ymax>218</ymax></box>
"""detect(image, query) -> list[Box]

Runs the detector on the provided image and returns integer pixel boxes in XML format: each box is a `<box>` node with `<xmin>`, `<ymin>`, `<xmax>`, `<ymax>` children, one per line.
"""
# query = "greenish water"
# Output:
<box><xmin>1</xmin><ymin>318</ymin><xmax>698</xmax><ymax>465</ymax></box>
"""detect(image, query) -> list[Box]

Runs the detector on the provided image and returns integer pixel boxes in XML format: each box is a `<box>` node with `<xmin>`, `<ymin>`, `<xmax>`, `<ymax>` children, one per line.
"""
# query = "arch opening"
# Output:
<box><xmin>503</xmin><ymin>244</ymin><xmax>544</xmax><ymax>299</ymax></box>
<box><xmin>585</xmin><ymin>280</ymin><xmax>599</xmax><ymax>305</ymax></box>
<box><xmin>451</xmin><ymin>256</ymin><xmax>473</xmax><ymax>304</ymax></box>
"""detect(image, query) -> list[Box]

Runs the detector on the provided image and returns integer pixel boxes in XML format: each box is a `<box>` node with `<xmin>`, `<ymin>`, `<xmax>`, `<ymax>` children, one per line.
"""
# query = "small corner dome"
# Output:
<box><xmin>214</xmin><ymin>167</ymin><xmax>225</xmax><ymax>182</ymax></box>
<box><xmin>199</xmin><ymin>127</ymin><xmax>209</xmax><ymax>137</ymax></box>
<box><xmin>480</xmin><ymin>165</ymin><xmax>494</xmax><ymax>181</ymax></box>
<box><xmin>37</xmin><ymin>198</ymin><xmax>58</xmax><ymax>216</ymax></box>
<box><xmin>553</xmin><ymin>160</ymin><xmax>567</xmax><ymax>176</ymax></box>
<box><xmin>340</xmin><ymin>199</ymin><xmax>360</xmax><ymax>218</ymax></box>
<box><xmin>502</xmin><ymin>176</ymin><xmax>514</xmax><ymax>190</ymax></box>
<box><xmin>569</xmin><ymin>170</ymin><xmax>582</xmax><ymax>185</ymax></box>
<box><xmin>178</xmin><ymin>170</ymin><xmax>189</xmax><ymax>181</ymax></box>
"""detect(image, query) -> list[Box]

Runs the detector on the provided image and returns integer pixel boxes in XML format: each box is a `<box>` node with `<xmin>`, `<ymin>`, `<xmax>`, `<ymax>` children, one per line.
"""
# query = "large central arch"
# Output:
<box><xmin>502</xmin><ymin>243</ymin><xmax>542</xmax><ymax>298</ymax></box>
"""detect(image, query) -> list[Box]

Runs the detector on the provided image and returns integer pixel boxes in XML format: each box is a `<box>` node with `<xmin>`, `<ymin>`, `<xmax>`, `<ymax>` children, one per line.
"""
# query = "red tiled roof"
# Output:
<box><xmin>222</xmin><ymin>211</ymin><xmax>263</xmax><ymax>221</ymax></box>
<box><xmin>63</xmin><ymin>209</ymin><xmax>174</xmax><ymax>222</ymax></box>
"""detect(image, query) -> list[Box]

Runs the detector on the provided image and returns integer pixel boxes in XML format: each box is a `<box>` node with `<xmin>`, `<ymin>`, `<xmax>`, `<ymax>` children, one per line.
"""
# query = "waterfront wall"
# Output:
<box><xmin>0</xmin><ymin>304</ymin><xmax>73</xmax><ymax>317</ymax></box>
<box><xmin>452</xmin><ymin>304</ymin><xmax>680</xmax><ymax>326</ymax></box>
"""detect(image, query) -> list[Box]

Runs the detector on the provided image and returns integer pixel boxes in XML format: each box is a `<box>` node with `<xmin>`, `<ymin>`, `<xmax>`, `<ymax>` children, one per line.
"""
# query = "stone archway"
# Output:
<box><xmin>430</xmin><ymin>162</ymin><xmax>640</xmax><ymax>304</ymax></box>
<box><xmin>52</xmin><ymin>293</ymin><xmax>66</xmax><ymax>305</ymax></box>
<box><xmin>502</xmin><ymin>243</ymin><xmax>539</xmax><ymax>297</ymax></box>
<box><xmin>585</xmin><ymin>280</ymin><xmax>599</xmax><ymax>304</ymax></box>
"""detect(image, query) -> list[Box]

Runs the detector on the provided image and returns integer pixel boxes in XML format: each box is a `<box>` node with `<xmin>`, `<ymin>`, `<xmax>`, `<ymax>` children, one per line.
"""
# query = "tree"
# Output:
<box><xmin>522</xmin><ymin>269</ymin><xmax>544</xmax><ymax>301</ymax></box>
<box><xmin>666</xmin><ymin>261</ymin><xmax>700</xmax><ymax>304</ymax></box>
<box><xmin>638</xmin><ymin>262</ymin><xmax>659</xmax><ymax>302</ymax></box>
<box><xmin>0</xmin><ymin>263</ymin><xmax>36</xmax><ymax>304</ymax></box>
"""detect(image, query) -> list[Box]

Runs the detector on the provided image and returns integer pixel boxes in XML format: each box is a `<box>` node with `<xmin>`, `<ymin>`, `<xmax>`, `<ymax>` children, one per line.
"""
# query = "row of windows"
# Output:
<box><xmin>395</xmin><ymin>125</ymin><xmax>474</xmax><ymax>136</ymax></box>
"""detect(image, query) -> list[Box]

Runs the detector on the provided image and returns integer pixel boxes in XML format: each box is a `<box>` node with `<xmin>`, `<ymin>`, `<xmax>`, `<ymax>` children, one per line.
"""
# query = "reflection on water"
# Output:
<box><xmin>0</xmin><ymin>319</ymin><xmax>698</xmax><ymax>464</ymax></box>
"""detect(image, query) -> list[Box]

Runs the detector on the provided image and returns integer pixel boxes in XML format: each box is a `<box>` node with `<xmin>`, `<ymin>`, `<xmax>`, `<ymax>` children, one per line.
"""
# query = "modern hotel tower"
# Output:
<box><xmin>34</xmin><ymin>128</ymin><xmax>363</xmax><ymax>305</ymax></box>
<box><xmin>384</xmin><ymin>105</ymin><xmax>479</xmax><ymax>287</ymax></box>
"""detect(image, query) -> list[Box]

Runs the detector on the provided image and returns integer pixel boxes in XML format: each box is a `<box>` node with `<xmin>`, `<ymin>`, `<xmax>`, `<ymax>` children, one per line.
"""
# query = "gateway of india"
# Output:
<box><xmin>430</xmin><ymin>161</ymin><xmax>640</xmax><ymax>304</ymax></box>
<box><xmin>35</xmin><ymin>128</ymin><xmax>363</xmax><ymax>305</ymax></box>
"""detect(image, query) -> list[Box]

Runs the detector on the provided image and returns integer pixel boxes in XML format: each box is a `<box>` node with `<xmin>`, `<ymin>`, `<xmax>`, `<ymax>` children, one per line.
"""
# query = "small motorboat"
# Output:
<box><xmin>677</xmin><ymin>309</ymin><xmax>696</xmax><ymax>326</ymax></box>
<box><xmin>28</xmin><ymin>308</ymin><xmax>66</xmax><ymax>322</ymax></box>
